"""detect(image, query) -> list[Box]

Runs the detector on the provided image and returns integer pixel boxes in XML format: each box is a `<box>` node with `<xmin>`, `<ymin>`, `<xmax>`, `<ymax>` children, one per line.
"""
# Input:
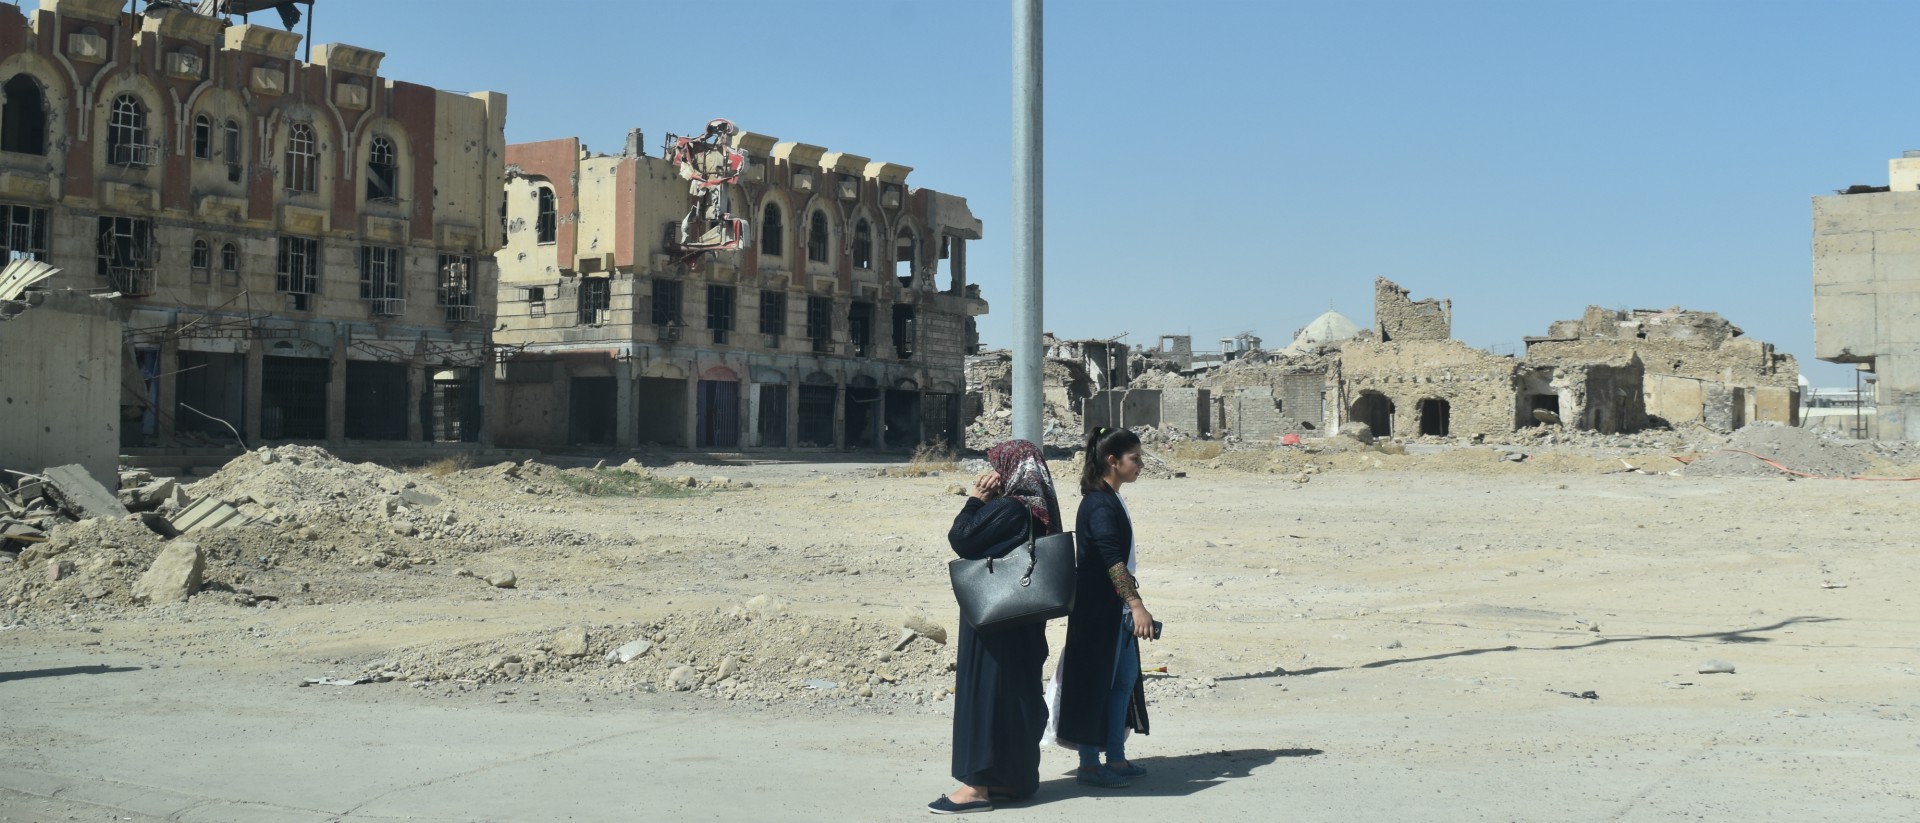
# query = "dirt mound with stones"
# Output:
<box><xmin>1682</xmin><ymin>423</ymin><xmax>1872</xmax><ymax>478</ymax></box>
<box><xmin>365</xmin><ymin>598</ymin><xmax>961</xmax><ymax>708</ymax></box>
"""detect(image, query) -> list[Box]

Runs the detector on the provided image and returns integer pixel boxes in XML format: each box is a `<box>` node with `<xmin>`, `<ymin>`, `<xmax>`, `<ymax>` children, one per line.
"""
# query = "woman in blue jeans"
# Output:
<box><xmin>1056</xmin><ymin>426</ymin><xmax>1153</xmax><ymax>788</ymax></box>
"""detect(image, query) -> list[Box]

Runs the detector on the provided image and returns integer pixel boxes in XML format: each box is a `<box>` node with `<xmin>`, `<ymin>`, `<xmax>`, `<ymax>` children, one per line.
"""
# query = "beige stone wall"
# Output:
<box><xmin>1374</xmin><ymin>277</ymin><xmax>1451</xmax><ymax>342</ymax></box>
<box><xmin>1340</xmin><ymin>340</ymin><xmax>1520</xmax><ymax>438</ymax></box>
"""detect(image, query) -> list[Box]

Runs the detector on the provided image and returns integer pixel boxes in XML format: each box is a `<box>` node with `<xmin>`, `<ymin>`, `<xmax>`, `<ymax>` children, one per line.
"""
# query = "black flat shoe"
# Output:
<box><xmin>928</xmin><ymin>795</ymin><xmax>994</xmax><ymax>814</ymax></box>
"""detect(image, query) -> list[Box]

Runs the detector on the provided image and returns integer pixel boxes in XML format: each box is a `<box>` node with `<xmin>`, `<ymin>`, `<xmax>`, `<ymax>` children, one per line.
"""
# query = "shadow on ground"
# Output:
<box><xmin>1018</xmin><ymin>747</ymin><xmax>1321</xmax><ymax>805</ymax></box>
<box><xmin>1218</xmin><ymin>616</ymin><xmax>1838</xmax><ymax>682</ymax></box>
<box><xmin>0</xmin><ymin>664</ymin><xmax>143</xmax><ymax>684</ymax></box>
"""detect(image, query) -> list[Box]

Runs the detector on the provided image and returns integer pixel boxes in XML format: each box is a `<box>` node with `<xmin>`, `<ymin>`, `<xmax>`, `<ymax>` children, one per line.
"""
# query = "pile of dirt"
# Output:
<box><xmin>0</xmin><ymin>517</ymin><xmax>169</xmax><ymax>616</ymax></box>
<box><xmin>364</xmin><ymin>598</ymin><xmax>961</xmax><ymax>708</ymax></box>
<box><xmin>1682</xmin><ymin>423</ymin><xmax>1871</xmax><ymax>478</ymax></box>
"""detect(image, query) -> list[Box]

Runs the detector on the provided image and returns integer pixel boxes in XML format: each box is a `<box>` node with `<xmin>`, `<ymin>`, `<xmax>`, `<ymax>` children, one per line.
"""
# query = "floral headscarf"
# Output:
<box><xmin>987</xmin><ymin>439</ymin><xmax>1063</xmax><ymax>534</ymax></box>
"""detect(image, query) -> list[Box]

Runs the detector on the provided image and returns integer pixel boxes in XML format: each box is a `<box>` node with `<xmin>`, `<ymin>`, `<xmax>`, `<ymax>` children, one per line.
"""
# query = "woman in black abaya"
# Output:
<box><xmin>931</xmin><ymin>439</ymin><xmax>1063</xmax><ymax>815</ymax></box>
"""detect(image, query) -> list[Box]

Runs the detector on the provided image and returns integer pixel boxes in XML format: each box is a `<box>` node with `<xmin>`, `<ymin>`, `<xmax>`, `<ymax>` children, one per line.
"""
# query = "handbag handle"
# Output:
<box><xmin>1017</xmin><ymin>515</ymin><xmax>1041</xmax><ymax>588</ymax></box>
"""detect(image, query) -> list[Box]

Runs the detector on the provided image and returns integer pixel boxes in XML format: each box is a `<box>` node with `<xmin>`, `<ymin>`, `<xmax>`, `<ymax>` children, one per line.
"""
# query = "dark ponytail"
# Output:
<box><xmin>1081</xmin><ymin>425</ymin><xmax>1143</xmax><ymax>494</ymax></box>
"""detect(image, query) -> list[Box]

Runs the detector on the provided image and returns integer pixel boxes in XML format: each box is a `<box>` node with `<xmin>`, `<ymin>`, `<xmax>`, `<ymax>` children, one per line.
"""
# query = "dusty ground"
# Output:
<box><xmin>3</xmin><ymin>433</ymin><xmax>1918</xmax><ymax>820</ymax></box>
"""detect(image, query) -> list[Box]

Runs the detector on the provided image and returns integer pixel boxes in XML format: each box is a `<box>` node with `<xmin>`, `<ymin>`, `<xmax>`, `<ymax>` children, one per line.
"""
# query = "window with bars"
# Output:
<box><xmin>578</xmin><ymin>277</ymin><xmax>610</xmax><ymax>325</ymax></box>
<box><xmin>438</xmin><ymin>254</ymin><xmax>475</xmax><ymax>322</ymax></box>
<box><xmin>2</xmin><ymin>204</ymin><xmax>48</xmax><ymax>262</ymax></box>
<box><xmin>807</xmin><ymin>295</ymin><xmax>832</xmax><ymax>353</ymax></box>
<box><xmin>277</xmin><ymin>236</ymin><xmax>320</xmax><ymax>309</ymax></box>
<box><xmin>107</xmin><ymin>95</ymin><xmax>153</xmax><ymax>167</ymax></box>
<box><xmin>760</xmin><ymin>290</ymin><xmax>786</xmax><ymax>341</ymax></box>
<box><xmin>707</xmin><ymin>284</ymin><xmax>734</xmax><ymax>345</ymax></box>
<box><xmin>285</xmin><ymin>122</ymin><xmax>317</xmax><ymax>192</ymax></box>
<box><xmin>96</xmin><ymin>216</ymin><xmax>153</xmax><ymax>293</ymax></box>
<box><xmin>367</xmin><ymin>136</ymin><xmax>398</xmax><ymax>201</ymax></box>
<box><xmin>359</xmin><ymin>246</ymin><xmax>403</xmax><ymax>316</ymax></box>
<box><xmin>651</xmin><ymin>278</ymin><xmax>682</xmax><ymax>327</ymax></box>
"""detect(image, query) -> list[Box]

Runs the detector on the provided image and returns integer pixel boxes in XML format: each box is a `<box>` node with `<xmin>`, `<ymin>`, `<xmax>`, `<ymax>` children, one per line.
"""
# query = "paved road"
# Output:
<box><xmin>5</xmin><ymin>643</ymin><xmax>1916</xmax><ymax>822</ymax></box>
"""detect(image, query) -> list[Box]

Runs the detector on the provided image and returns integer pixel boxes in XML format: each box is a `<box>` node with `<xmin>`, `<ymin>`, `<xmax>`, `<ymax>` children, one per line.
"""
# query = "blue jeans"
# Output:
<box><xmin>1079</xmin><ymin>611</ymin><xmax>1139</xmax><ymax>769</ymax></box>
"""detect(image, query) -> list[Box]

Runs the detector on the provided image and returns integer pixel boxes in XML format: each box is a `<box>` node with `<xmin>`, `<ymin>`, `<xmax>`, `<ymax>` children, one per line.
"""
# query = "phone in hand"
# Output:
<box><xmin>1151</xmin><ymin>620</ymin><xmax>1163</xmax><ymax>640</ymax></box>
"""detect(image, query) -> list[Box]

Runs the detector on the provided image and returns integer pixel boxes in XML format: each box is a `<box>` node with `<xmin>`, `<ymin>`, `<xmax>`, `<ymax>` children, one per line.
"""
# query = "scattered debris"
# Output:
<box><xmin>1697</xmin><ymin>660</ymin><xmax>1737</xmax><ymax>675</ymax></box>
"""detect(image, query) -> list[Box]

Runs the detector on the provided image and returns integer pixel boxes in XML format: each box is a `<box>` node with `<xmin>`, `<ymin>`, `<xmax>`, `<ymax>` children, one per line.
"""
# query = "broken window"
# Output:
<box><xmin>359</xmin><ymin>245</ymin><xmax>403</xmax><ymax>315</ymax></box>
<box><xmin>193</xmin><ymin>115</ymin><xmax>212</xmax><ymax>160</ymax></box>
<box><xmin>848</xmin><ymin>301</ymin><xmax>874</xmax><ymax>358</ymax></box>
<box><xmin>2</xmin><ymin>204</ymin><xmax>48</xmax><ymax>262</ymax></box>
<box><xmin>367</xmin><ymin>136</ymin><xmax>397</xmax><ymax>202</ymax></box>
<box><xmin>651</xmin><ymin>277</ymin><xmax>682</xmax><ymax>327</ymax></box>
<box><xmin>285</xmin><ymin>122</ymin><xmax>317</xmax><ymax>192</ymax></box>
<box><xmin>191</xmin><ymin>238</ymin><xmax>211</xmax><ymax>283</ymax></box>
<box><xmin>96</xmin><ymin>215</ymin><xmax>153</xmax><ymax>294</ymax></box>
<box><xmin>807</xmin><ymin>295</ymin><xmax>831</xmax><ymax>354</ymax></box>
<box><xmin>892</xmin><ymin>304</ymin><xmax>915</xmax><ymax>360</ymax></box>
<box><xmin>1417</xmin><ymin>398</ymin><xmax>1450</xmax><ymax>437</ymax></box>
<box><xmin>1</xmin><ymin>75</ymin><xmax>48</xmax><ymax>156</ymax></box>
<box><xmin>853</xmin><ymin>219</ymin><xmax>872</xmax><ymax>269</ymax></box>
<box><xmin>808</xmin><ymin>210</ymin><xmax>829</xmax><ymax>263</ymax></box>
<box><xmin>107</xmin><ymin>95</ymin><xmax>153</xmax><ymax>167</ymax></box>
<box><xmin>760</xmin><ymin>290</ymin><xmax>786</xmax><ymax>344</ymax></box>
<box><xmin>276</xmin><ymin>235</ymin><xmax>320</xmax><ymax>310</ymax></box>
<box><xmin>438</xmin><ymin>254</ymin><xmax>475</xmax><ymax>322</ymax></box>
<box><xmin>223</xmin><ymin>119</ymin><xmax>242</xmax><ymax>183</ymax></box>
<box><xmin>895</xmin><ymin>229</ymin><xmax>915</xmax><ymax>287</ymax></box>
<box><xmin>578</xmin><ymin>277</ymin><xmax>610</xmax><ymax>325</ymax></box>
<box><xmin>535</xmin><ymin>186</ymin><xmax>556</xmax><ymax>244</ymax></box>
<box><xmin>220</xmin><ymin>242</ymin><xmax>239</xmax><ymax>285</ymax></box>
<box><xmin>526</xmin><ymin>286</ymin><xmax>546</xmax><ymax>318</ymax></box>
<box><xmin>761</xmin><ymin>202</ymin><xmax>784</xmax><ymax>257</ymax></box>
<box><xmin>708</xmin><ymin>284</ymin><xmax>735</xmax><ymax>345</ymax></box>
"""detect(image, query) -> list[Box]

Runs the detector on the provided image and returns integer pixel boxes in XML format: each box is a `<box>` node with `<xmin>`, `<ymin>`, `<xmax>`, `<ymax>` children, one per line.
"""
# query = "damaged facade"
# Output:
<box><xmin>0</xmin><ymin>0</ymin><xmax>507</xmax><ymax>448</ymax></box>
<box><xmin>492</xmin><ymin>129</ymin><xmax>987</xmax><ymax>450</ymax></box>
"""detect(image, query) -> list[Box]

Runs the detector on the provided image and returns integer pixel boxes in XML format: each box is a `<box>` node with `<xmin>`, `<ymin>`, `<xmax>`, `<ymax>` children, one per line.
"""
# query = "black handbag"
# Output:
<box><xmin>949</xmin><ymin>518</ymin><xmax>1076</xmax><ymax>632</ymax></box>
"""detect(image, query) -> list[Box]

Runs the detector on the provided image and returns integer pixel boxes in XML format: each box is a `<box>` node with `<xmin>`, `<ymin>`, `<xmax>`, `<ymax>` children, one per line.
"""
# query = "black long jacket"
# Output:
<box><xmin>945</xmin><ymin>496</ymin><xmax>1052</xmax><ymax>796</ymax></box>
<box><xmin>1056</xmin><ymin>485</ymin><xmax>1150</xmax><ymax>746</ymax></box>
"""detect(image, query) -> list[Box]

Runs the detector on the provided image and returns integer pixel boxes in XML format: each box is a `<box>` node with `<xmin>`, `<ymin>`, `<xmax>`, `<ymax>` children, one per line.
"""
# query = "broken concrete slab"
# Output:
<box><xmin>551</xmin><ymin>627</ymin><xmax>589</xmax><ymax>658</ymax></box>
<box><xmin>133</xmin><ymin>541</ymin><xmax>204</xmax><ymax>605</ymax></box>
<box><xmin>168</xmin><ymin>497</ymin><xmax>248</xmax><ymax>534</ymax></box>
<box><xmin>41</xmin><ymin>464</ymin><xmax>130</xmax><ymax>520</ymax></box>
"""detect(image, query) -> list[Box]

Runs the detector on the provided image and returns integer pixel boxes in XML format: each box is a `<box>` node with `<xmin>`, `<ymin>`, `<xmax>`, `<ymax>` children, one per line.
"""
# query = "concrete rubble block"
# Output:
<box><xmin>665</xmin><ymin>665</ymin><xmax>698</xmax><ymax>691</ymax></box>
<box><xmin>133</xmin><ymin>541</ymin><xmax>205</xmax><ymax>605</ymax></box>
<box><xmin>742</xmin><ymin>594</ymin><xmax>786</xmax><ymax>620</ymax></box>
<box><xmin>551</xmin><ymin>626</ymin><xmax>589</xmax><ymax>657</ymax></box>
<box><xmin>1337</xmin><ymin>422</ymin><xmax>1374</xmax><ymax>445</ymax></box>
<box><xmin>118</xmin><ymin>469</ymin><xmax>154</xmax><ymax>487</ymax></box>
<box><xmin>14</xmin><ymin>479</ymin><xmax>45</xmax><ymax>503</ymax></box>
<box><xmin>168</xmin><ymin>497</ymin><xmax>248</xmax><ymax>534</ymax></box>
<box><xmin>900</xmin><ymin>606</ymin><xmax>948</xmax><ymax>645</ymax></box>
<box><xmin>485</xmin><ymin>570</ymin><xmax>517</xmax><ymax>588</ymax></box>
<box><xmin>41</xmin><ymin>464</ymin><xmax>131</xmax><ymax>520</ymax></box>
<box><xmin>606</xmin><ymin>638</ymin><xmax>652</xmax><ymax>664</ymax></box>
<box><xmin>397</xmin><ymin>488</ymin><xmax>440</xmax><ymax>507</ymax></box>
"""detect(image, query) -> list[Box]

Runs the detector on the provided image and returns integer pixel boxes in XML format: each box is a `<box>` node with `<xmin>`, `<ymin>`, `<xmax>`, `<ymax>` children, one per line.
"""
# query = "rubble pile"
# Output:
<box><xmin>1683</xmin><ymin>423</ymin><xmax>1873</xmax><ymax>478</ymax></box>
<box><xmin>364</xmin><ymin>600</ymin><xmax>964</xmax><ymax>708</ymax></box>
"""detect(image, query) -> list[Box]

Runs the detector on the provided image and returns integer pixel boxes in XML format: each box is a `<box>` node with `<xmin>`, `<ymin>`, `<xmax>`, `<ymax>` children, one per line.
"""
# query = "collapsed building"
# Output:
<box><xmin>491</xmin><ymin>126</ymin><xmax>986</xmax><ymax>451</ymax></box>
<box><xmin>1005</xmin><ymin>277</ymin><xmax>1797</xmax><ymax>443</ymax></box>
<box><xmin>0</xmin><ymin>0</ymin><xmax>507</xmax><ymax>449</ymax></box>
<box><xmin>1811</xmin><ymin>149</ymin><xmax>1920</xmax><ymax>439</ymax></box>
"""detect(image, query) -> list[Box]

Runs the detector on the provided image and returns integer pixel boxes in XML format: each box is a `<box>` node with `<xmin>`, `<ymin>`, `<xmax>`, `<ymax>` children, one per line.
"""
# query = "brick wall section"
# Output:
<box><xmin>1158</xmin><ymin>388</ymin><xmax>1210</xmax><ymax>435</ymax></box>
<box><xmin>1374</xmin><ymin>277</ymin><xmax>1451</xmax><ymax>342</ymax></box>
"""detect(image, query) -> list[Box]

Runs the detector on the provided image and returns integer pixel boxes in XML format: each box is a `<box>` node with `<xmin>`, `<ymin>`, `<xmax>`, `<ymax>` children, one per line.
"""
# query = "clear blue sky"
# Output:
<box><xmin>30</xmin><ymin>0</ymin><xmax>1918</xmax><ymax>385</ymax></box>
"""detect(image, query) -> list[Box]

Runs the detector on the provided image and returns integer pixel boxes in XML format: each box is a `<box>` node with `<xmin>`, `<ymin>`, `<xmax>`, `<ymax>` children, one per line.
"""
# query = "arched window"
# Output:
<box><xmin>191</xmin><ymin>239</ymin><xmax>211</xmax><ymax>269</ymax></box>
<box><xmin>220</xmin><ymin>242</ymin><xmax>239</xmax><ymax>282</ymax></box>
<box><xmin>807</xmin><ymin>210</ymin><xmax>829</xmax><ymax>263</ymax></box>
<box><xmin>107</xmin><ymin>94</ymin><xmax>149</xmax><ymax>166</ymax></box>
<box><xmin>852</xmin><ymin>219</ymin><xmax>872</xmax><ymax>269</ymax></box>
<box><xmin>285</xmin><ymin>122</ymin><xmax>317</xmax><ymax>192</ymax></box>
<box><xmin>366</xmin><ymin>135</ymin><xmax>397</xmax><ymax>201</ymax></box>
<box><xmin>193</xmin><ymin>115</ymin><xmax>212</xmax><ymax>160</ymax></box>
<box><xmin>223</xmin><ymin>119</ymin><xmax>242</xmax><ymax>182</ymax></box>
<box><xmin>760</xmin><ymin>202</ymin><xmax>783</xmax><ymax>257</ymax></box>
<box><xmin>534</xmin><ymin>186</ymin><xmax>556</xmax><ymax>244</ymax></box>
<box><xmin>1</xmin><ymin>75</ymin><xmax>48</xmax><ymax>156</ymax></box>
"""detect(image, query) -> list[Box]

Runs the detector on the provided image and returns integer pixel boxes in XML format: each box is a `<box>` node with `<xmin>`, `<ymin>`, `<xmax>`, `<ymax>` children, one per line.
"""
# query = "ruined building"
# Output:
<box><xmin>0</xmin><ymin>0</ymin><xmax>507</xmax><ymax>447</ymax></box>
<box><xmin>1524</xmin><ymin>307</ymin><xmax>1795</xmax><ymax>431</ymax></box>
<box><xmin>491</xmin><ymin>128</ymin><xmax>986</xmax><ymax>450</ymax></box>
<box><xmin>1812</xmin><ymin>150</ymin><xmax>1920</xmax><ymax>439</ymax></box>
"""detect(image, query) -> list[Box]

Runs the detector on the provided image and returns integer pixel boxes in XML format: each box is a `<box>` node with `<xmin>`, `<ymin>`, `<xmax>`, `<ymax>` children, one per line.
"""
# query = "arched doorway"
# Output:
<box><xmin>1417</xmin><ymin>397</ymin><xmax>1451</xmax><ymax>436</ymax></box>
<box><xmin>1349</xmin><ymin>392</ymin><xmax>1394</xmax><ymax>438</ymax></box>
